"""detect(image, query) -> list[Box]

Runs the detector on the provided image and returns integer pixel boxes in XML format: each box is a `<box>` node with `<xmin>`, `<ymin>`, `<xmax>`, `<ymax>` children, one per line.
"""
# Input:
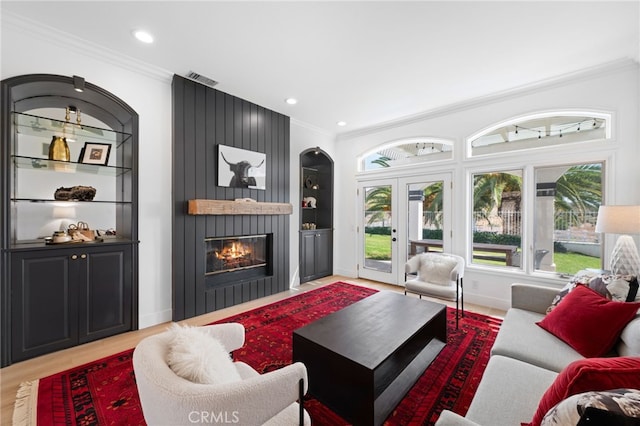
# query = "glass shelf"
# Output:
<box><xmin>11</xmin><ymin>198</ymin><xmax>131</xmax><ymax>204</ymax></box>
<box><xmin>13</xmin><ymin>156</ymin><xmax>131</xmax><ymax>176</ymax></box>
<box><xmin>12</xmin><ymin>112</ymin><xmax>132</xmax><ymax>144</ymax></box>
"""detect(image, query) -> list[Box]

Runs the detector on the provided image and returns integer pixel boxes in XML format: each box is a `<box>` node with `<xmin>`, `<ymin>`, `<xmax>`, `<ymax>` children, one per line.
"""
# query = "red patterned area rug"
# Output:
<box><xmin>18</xmin><ymin>281</ymin><xmax>501</xmax><ymax>425</ymax></box>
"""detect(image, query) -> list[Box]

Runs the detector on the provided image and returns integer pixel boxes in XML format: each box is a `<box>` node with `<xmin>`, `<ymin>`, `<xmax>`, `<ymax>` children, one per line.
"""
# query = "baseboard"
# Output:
<box><xmin>138</xmin><ymin>308</ymin><xmax>173</xmax><ymax>329</ymax></box>
<box><xmin>463</xmin><ymin>292</ymin><xmax>511</xmax><ymax>312</ymax></box>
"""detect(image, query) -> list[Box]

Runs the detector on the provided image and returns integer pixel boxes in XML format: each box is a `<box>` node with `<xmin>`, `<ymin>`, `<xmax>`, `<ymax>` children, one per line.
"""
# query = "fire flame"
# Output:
<box><xmin>215</xmin><ymin>242</ymin><xmax>250</xmax><ymax>260</ymax></box>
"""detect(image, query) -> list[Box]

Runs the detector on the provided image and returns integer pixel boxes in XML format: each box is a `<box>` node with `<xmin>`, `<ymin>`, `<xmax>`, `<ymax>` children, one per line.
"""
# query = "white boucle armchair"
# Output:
<box><xmin>133</xmin><ymin>323</ymin><xmax>310</xmax><ymax>426</ymax></box>
<box><xmin>404</xmin><ymin>252</ymin><xmax>465</xmax><ymax>328</ymax></box>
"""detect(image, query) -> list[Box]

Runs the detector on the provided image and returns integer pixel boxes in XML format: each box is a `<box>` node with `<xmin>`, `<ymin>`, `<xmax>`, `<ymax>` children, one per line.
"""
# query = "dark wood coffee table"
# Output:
<box><xmin>292</xmin><ymin>290</ymin><xmax>447</xmax><ymax>426</ymax></box>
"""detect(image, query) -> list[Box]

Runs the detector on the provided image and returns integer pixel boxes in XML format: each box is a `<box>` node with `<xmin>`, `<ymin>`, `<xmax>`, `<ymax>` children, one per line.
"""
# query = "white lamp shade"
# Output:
<box><xmin>595</xmin><ymin>205</ymin><xmax>640</xmax><ymax>234</ymax></box>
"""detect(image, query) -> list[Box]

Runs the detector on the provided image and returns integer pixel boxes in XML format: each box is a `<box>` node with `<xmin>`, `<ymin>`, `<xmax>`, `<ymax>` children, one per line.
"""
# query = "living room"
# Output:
<box><xmin>2</xmin><ymin>1</ymin><xmax>640</xmax><ymax>425</ymax></box>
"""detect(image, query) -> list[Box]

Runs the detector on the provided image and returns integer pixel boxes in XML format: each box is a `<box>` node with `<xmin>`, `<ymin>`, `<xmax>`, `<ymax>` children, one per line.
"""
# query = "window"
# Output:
<box><xmin>471</xmin><ymin>170</ymin><xmax>523</xmax><ymax>268</ymax></box>
<box><xmin>361</xmin><ymin>138</ymin><xmax>453</xmax><ymax>171</ymax></box>
<box><xmin>468</xmin><ymin>112</ymin><xmax>610</xmax><ymax>157</ymax></box>
<box><xmin>534</xmin><ymin>163</ymin><xmax>603</xmax><ymax>275</ymax></box>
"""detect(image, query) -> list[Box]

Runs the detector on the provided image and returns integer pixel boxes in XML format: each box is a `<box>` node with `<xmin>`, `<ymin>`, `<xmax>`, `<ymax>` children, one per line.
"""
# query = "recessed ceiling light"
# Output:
<box><xmin>337</xmin><ymin>121</ymin><xmax>347</xmax><ymax>127</ymax></box>
<box><xmin>133</xmin><ymin>30</ymin><xmax>154</xmax><ymax>44</ymax></box>
<box><xmin>285</xmin><ymin>98</ymin><xmax>298</xmax><ymax>105</ymax></box>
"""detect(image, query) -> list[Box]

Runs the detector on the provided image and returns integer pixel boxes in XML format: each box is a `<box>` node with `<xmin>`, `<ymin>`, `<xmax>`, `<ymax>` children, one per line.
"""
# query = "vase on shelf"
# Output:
<box><xmin>48</xmin><ymin>136</ymin><xmax>70</xmax><ymax>161</ymax></box>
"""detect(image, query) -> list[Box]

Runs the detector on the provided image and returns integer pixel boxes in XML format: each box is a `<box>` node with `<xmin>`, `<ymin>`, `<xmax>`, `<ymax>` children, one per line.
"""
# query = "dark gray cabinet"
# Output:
<box><xmin>300</xmin><ymin>149</ymin><xmax>333</xmax><ymax>283</ymax></box>
<box><xmin>10</xmin><ymin>244</ymin><xmax>132</xmax><ymax>362</ymax></box>
<box><xmin>300</xmin><ymin>229</ymin><xmax>333</xmax><ymax>282</ymax></box>
<box><xmin>1</xmin><ymin>74</ymin><xmax>138</xmax><ymax>366</ymax></box>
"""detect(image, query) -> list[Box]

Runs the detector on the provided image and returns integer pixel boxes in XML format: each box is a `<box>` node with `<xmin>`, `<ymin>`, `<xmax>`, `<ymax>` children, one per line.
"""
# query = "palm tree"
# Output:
<box><xmin>554</xmin><ymin>163</ymin><xmax>602</xmax><ymax>228</ymax></box>
<box><xmin>422</xmin><ymin>182</ymin><xmax>444</xmax><ymax>227</ymax></box>
<box><xmin>365</xmin><ymin>185</ymin><xmax>391</xmax><ymax>226</ymax></box>
<box><xmin>473</xmin><ymin>172</ymin><xmax>522</xmax><ymax>228</ymax></box>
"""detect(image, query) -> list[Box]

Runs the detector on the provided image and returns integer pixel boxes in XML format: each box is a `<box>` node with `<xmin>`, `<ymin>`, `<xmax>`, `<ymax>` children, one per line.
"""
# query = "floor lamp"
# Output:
<box><xmin>595</xmin><ymin>205</ymin><xmax>640</xmax><ymax>276</ymax></box>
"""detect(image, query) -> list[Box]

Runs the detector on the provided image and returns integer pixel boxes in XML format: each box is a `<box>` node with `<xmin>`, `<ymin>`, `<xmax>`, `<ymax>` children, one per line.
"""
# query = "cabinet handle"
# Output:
<box><xmin>71</xmin><ymin>255</ymin><xmax>78</xmax><ymax>260</ymax></box>
<box><xmin>80</xmin><ymin>254</ymin><xmax>87</xmax><ymax>259</ymax></box>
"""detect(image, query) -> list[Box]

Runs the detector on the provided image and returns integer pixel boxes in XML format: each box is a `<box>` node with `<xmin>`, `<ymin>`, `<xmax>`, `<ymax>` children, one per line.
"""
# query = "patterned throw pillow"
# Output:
<box><xmin>541</xmin><ymin>388</ymin><xmax>640</xmax><ymax>425</ymax></box>
<box><xmin>547</xmin><ymin>270</ymin><xmax>639</xmax><ymax>313</ymax></box>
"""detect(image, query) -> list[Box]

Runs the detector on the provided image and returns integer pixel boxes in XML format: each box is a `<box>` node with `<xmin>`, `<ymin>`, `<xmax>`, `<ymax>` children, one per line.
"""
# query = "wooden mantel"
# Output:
<box><xmin>188</xmin><ymin>199</ymin><xmax>293</xmax><ymax>215</ymax></box>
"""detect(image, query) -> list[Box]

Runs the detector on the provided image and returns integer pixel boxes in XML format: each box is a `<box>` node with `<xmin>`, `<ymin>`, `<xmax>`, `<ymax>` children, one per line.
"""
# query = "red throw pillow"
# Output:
<box><xmin>527</xmin><ymin>357</ymin><xmax>640</xmax><ymax>426</ymax></box>
<box><xmin>537</xmin><ymin>284</ymin><xmax>640</xmax><ymax>357</ymax></box>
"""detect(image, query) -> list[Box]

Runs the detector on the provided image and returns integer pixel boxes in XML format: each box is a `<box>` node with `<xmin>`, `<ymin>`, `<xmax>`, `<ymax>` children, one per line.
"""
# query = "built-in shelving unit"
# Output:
<box><xmin>1</xmin><ymin>74</ymin><xmax>139</xmax><ymax>366</ymax></box>
<box><xmin>299</xmin><ymin>148</ymin><xmax>333</xmax><ymax>283</ymax></box>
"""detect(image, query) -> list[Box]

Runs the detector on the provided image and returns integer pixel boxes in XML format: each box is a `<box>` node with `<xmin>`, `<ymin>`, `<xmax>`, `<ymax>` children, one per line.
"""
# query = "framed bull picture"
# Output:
<box><xmin>217</xmin><ymin>144</ymin><xmax>266</xmax><ymax>190</ymax></box>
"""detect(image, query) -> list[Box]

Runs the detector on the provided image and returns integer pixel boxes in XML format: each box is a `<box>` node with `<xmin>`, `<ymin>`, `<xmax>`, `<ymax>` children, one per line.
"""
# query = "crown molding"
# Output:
<box><xmin>2</xmin><ymin>11</ymin><xmax>173</xmax><ymax>83</ymax></box>
<box><xmin>336</xmin><ymin>58</ymin><xmax>639</xmax><ymax>142</ymax></box>
<box><xmin>290</xmin><ymin>117</ymin><xmax>336</xmax><ymax>138</ymax></box>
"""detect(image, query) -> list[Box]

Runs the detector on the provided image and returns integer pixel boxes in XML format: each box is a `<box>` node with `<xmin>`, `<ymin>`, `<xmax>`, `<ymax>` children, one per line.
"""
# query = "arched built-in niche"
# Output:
<box><xmin>299</xmin><ymin>147</ymin><xmax>333</xmax><ymax>283</ymax></box>
<box><xmin>1</xmin><ymin>74</ymin><xmax>139</xmax><ymax>366</ymax></box>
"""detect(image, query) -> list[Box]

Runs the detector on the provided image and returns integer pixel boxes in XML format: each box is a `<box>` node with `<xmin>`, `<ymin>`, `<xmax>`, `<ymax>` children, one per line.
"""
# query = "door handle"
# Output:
<box><xmin>392</xmin><ymin>237</ymin><xmax>397</xmax><ymax>242</ymax></box>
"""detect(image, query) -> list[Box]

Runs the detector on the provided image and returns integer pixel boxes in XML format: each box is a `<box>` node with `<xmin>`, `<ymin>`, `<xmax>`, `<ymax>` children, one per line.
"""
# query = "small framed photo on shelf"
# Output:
<box><xmin>78</xmin><ymin>142</ymin><xmax>111</xmax><ymax>165</ymax></box>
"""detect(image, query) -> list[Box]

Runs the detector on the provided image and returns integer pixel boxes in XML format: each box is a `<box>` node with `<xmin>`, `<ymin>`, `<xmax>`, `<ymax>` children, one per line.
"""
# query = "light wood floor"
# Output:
<box><xmin>0</xmin><ymin>276</ymin><xmax>505</xmax><ymax>424</ymax></box>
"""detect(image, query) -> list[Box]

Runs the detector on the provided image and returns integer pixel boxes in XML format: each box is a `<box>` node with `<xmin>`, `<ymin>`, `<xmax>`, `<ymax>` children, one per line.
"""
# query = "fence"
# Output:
<box><xmin>365</xmin><ymin>210</ymin><xmax>600</xmax><ymax>243</ymax></box>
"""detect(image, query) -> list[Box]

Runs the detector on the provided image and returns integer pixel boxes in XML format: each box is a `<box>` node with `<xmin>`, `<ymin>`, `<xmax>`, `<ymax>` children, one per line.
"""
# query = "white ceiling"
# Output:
<box><xmin>2</xmin><ymin>1</ymin><xmax>639</xmax><ymax>136</ymax></box>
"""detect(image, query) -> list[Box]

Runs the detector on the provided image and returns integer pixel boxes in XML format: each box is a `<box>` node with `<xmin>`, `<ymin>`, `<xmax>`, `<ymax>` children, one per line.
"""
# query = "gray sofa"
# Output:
<box><xmin>435</xmin><ymin>283</ymin><xmax>640</xmax><ymax>426</ymax></box>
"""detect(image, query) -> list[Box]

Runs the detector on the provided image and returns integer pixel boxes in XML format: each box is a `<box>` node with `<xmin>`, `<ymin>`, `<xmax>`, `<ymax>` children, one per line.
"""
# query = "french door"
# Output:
<box><xmin>357</xmin><ymin>173</ymin><xmax>451</xmax><ymax>285</ymax></box>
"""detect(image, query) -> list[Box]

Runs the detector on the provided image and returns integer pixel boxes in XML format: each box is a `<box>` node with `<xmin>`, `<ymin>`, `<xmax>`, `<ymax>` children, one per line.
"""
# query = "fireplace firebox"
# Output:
<box><xmin>205</xmin><ymin>234</ymin><xmax>269</xmax><ymax>276</ymax></box>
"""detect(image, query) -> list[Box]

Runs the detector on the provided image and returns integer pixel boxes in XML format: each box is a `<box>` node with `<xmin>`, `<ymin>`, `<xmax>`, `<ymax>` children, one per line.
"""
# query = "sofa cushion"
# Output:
<box><xmin>537</xmin><ymin>285</ymin><xmax>640</xmax><ymax>357</ymax></box>
<box><xmin>464</xmin><ymin>355</ymin><xmax>557</xmax><ymax>426</ymax></box>
<box><xmin>167</xmin><ymin>323</ymin><xmax>241</xmax><ymax>384</ymax></box>
<box><xmin>618</xmin><ymin>315</ymin><xmax>640</xmax><ymax>356</ymax></box>
<box><xmin>540</xmin><ymin>388</ymin><xmax>640</xmax><ymax>426</ymax></box>
<box><xmin>491</xmin><ymin>308</ymin><xmax>584</xmax><ymax>372</ymax></box>
<box><xmin>528</xmin><ymin>357</ymin><xmax>640</xmax><ymax>426</ymax></box>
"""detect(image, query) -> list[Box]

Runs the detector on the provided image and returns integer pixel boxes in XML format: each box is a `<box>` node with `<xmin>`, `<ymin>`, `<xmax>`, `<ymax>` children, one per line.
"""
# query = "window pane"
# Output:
<box><xmin>362</xmin><ymin>139</ymin><xmax>453</xmax><ymax>171</ymax></box>
<box><xmin>535</xmin><ymin>163</ymin><xmax>603</xmax><ymax>275</ymax></box>
<box><xmin>407</xmin><ymin>181</ymin><xmax>444</xmax><ymax>259</ymax></box>
<box><xmin>363</xmin><ymin>185</ymin><xmax>392</xmax><ymax>273</ymax></box>
<box><xmin>469</xmin><ymin>113</ymin><xmax>610</xmax><ymax>157</ymax></box>
<box><xmin>472</xmin><ymin>170</ymin><xmax>523</xmax><ymax>268</ymax></box>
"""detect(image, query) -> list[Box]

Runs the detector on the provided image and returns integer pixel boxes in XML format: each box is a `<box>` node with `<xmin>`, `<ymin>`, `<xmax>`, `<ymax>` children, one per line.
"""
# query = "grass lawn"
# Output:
<box><xmin>365</xmin><ymin>234</ymin><xmax>600</xmax><ymax>275</ymax></box>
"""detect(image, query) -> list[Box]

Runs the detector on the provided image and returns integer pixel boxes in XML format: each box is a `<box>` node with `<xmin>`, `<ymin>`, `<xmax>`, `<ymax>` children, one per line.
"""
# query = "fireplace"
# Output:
<box><xmin>205</xmin><ymin>234</ymin><xmax>271</xmax><ymax>282</ymax></box>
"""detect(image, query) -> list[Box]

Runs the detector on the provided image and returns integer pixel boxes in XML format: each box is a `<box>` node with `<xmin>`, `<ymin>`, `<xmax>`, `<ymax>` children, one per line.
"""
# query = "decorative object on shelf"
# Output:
<box><xmin>218</xmin><ymin>144</ymin><xmax>266</xmax><ymax>190</ymax></box>
<box><xmin>302</xmin><ymin>223</ymin><xmax>317</xmax><ymax>230</ymax></box>
<box><xmin>48</xmin><ymin>136</ymin><xmax>70</xmax><ymax>161</ymax></box>
<box><xmin>52</xmin><ymin>230</ymin><xmax>72</xmax><ymax>243</ymax></box>
<box><xmin>54</xmin><ymin>185</ymin><xmax>97</xmax><ymax>201</ymax></box>
<box><xmin>303</xmin><ymin>197</ymin><xmax>317</xmax><ymax>208</ymax></box>
<box><xmin>79</xmin><ymin>142</ymin><xmax>111</xmax><ymax>165</ymax></box>
<box><xmin>595</xmin><ymin>205</ymin><xmax>640</xmax><ymax>276</ymax></box>
<box><xmin>68</xmin><ymin>221</ymin><xmax>95</xmax><ymax>241</ymax></box>
<box><xmin>304</xmin><ymin>175</ymin><xmax>319</xmax><ymax>189</ymax></box>
<box><xmin>65</xmin><ymin>106</ymin><xmax>82</xmax><ymax>124</ymax></box>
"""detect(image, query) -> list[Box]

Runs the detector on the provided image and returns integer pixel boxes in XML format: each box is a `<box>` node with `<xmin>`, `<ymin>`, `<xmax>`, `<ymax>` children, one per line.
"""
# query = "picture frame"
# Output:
<box><xmin>78</xmin><ymin>142</ymin><xmax>111</xmax><ymax>165</ymax></box>
<box><xmin>217</xmin><ymin>144</ymin><xmax>266</xmax><ymax>190</ymax></box>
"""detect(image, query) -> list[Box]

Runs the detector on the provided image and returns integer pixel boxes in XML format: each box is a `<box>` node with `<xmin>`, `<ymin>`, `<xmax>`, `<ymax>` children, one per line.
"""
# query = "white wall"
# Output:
<box><xmin>2</xmin><ymin>14</ymin><xmax>174</xmax><ymax>328</ymax></box>
<box><xmin>334</xmin><ymin>60</ymin><xmax>640</xmax><ymax>311</ymax></box>
<box><xmin>289</xmin><ymin>121</ymin><xmax>336</xmax><ymax>287</ymax></box>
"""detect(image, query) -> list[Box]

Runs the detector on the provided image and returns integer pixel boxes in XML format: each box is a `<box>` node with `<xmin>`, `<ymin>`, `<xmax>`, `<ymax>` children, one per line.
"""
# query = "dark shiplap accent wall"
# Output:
<box><xmin>172</xmin><ymin>75</ymin><xmax>290</xmax><ymax>321</ymax></box>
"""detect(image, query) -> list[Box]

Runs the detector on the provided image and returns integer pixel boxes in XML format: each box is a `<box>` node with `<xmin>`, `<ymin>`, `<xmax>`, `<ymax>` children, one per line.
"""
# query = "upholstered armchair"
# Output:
<box><xmin>404</xmin><ymin>253</ymin><xmax>465</xmax><ymax>328</ymax></box>
<box><xmin>133</xmin><ymin>323</ymin><xmax>310</xmax><ymax>426</ymax></box>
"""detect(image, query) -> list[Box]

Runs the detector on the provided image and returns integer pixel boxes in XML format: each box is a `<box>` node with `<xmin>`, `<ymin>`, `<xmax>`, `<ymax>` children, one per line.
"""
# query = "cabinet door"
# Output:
<box><xmin>10</xmin><ymin>250</ymin><xmax>78</xmax><ymax>362</ymax></box>
<box><xmin>300</xmin><ymin>232</ymin><xmax>317</xmax><ymax>282</ymax></box>
<box><xmin>78</xmin><ymin>245</ymin><xmax>132</xmax><ymax>343</ymax></box>
<box><xmin>314</xmin><ymin>230</ymin><xmax>333</xmax><ymax>278</ymax></box>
